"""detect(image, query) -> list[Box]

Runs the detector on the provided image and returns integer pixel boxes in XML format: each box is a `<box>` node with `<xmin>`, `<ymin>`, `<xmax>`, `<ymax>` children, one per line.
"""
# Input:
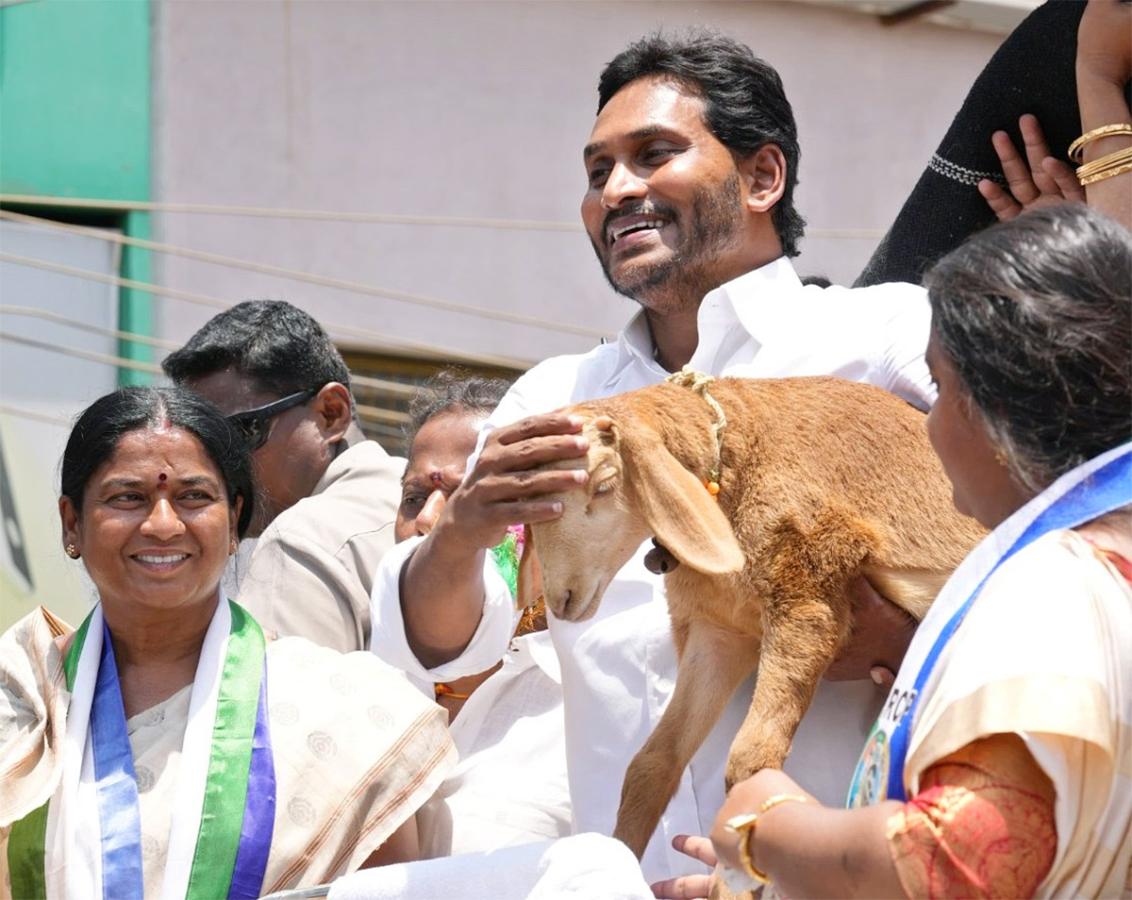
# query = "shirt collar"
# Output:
<box><xmin>608</xmin><ymin>256</ymin><xmax>802</xmax><ymax>382</ymax></box>
<box><xmin>701</xmin><ymin>256</ymin><xmax>801</xmax><ymax>348</ymax></box>
<box><xmin>615</xmin><ymin>307</ymin><xmax>667</xmax><ymax>376</ymax></box>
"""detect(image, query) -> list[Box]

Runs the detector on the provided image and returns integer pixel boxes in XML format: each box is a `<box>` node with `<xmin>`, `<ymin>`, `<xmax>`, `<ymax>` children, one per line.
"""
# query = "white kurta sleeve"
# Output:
<box><xmin>369</xmin><ymin>535</ymin><xmax>519</xmax><ymax>682</ymax></box>
<box><xmin>870</xmin><ymin>282</ymin><xmax>936</xmax><ymax>410</ymax></box>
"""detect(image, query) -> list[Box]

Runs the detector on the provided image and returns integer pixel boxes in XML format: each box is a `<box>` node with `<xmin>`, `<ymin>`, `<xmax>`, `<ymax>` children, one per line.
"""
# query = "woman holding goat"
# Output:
<box><xmin>692</xmin><ymin>204</ymin><xmax>1131</xmax><ymax>898</ymax></box>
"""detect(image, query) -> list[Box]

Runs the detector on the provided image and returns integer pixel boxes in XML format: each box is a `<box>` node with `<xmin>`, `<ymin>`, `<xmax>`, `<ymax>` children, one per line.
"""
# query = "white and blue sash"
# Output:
<box><xmin>847</xmin><ymin>442</ymin><xmax>1132</xmax><ymax>807</ymax></box>
<box><xmin>6</xmin><ymin>598</ymin><xmax>275</xmax><ymax>899</ymax></box>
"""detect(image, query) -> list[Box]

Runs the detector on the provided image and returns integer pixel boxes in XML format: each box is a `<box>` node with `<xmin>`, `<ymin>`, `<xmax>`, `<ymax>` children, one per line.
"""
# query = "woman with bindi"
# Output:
<box><xmin>1</xmin><ymin>386</ymin><xmax>455</xmax><ymax>898</ymax></box>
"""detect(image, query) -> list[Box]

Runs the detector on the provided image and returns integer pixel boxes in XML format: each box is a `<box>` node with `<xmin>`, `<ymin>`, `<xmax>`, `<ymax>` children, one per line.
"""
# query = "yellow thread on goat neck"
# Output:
<box><xmin>664</xmin><ymin>366</ymin><xmax>726</xmax><ymax>498</ymax></box>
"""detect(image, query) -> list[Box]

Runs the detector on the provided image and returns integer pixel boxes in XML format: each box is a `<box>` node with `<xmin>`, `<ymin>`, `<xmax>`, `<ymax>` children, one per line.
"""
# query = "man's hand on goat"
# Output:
<box><xmin>435</xmin><ymin>412</ymin><xmax>591</xmax><ymax>551</ymax></box>
<box><xmin>825</xmin><ymin>577</ymin><xmax>918</xmax><ymax>688</ymax></box>
<box><xmin>978</xmin><ymin>114</ymin><xmax>1084</xmax><ymax>222</ymax></box>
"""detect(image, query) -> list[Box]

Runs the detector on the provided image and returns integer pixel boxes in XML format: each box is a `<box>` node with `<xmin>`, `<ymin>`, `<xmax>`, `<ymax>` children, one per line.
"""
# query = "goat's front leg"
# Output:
<box><xmin>613</xmin><ymin>620</ymin><xmax>760</xmax><ymax>859</ymax></box>
<box><xmin>726</xmin><ymin>519</ymin><xmax>870</xmax><ymax>788</ymax></box>
<box><xmin>726</xmin><ymin>598</ymin><xmax>847</xmax><ymax>788</ymax></box>
<box><xmin>729</xmin><ymin>593</ymin><xmax>851</xmax><ymax>787</ymax></box>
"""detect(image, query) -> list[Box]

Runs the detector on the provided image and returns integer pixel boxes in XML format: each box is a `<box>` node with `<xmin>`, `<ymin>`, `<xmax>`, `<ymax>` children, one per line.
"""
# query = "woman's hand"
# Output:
<box><xmin>709</xmin><ymin>769</ymin><xmax>809</xmax><ymax>876</ymax></box>
<box><xmin>978</xmin><ymin>115</ymin><xmax>1085</xmax><ymax>222</ymax></box>
<box><xmin>709</xmin><ymin>771</ymin><xmax>905</xmax><ymax>898</ymax></box>
<box><xmin>1073</xmin><ymin>0</ymin><xmax>1132</xmax><ymax>225</ymax></box>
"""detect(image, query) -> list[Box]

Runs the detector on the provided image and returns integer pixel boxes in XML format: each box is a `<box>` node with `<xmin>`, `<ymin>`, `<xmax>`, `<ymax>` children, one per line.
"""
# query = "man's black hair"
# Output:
<box><xmin>597</xmin><ymin>30</ymin><xmax>805</xmax><ymax>257</ymax></box>
<box><xmin>162</xmin><ymin>300</ymin><xmax>351</xmax><ymax>398</ymax></box>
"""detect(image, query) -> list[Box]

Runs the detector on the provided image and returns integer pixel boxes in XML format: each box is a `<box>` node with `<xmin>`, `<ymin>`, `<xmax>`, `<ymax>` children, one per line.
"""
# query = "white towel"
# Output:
<box><xmin>325</xmin><ymin>834</ymin><xmax>654</xmax><ymax>900</ymax></box>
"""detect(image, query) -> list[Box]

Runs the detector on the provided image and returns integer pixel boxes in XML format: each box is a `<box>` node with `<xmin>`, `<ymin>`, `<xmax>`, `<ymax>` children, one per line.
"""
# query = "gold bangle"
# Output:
<box><xmin>1080</xmin><ymin>159</ymin><xmax>1132</xmax><ymax>186</ymax></box>
<box><xmin>1076</xmin><ymin>145</ymin><xmax>1132</xmax><ymax>177</ymax></box>
<box><xmin>1068</xmin><ymin>123</ymin><xmax>1132</xmax><ymax>163</ymax></box>
<box><xmin>724</xmin><ymin>793</ymin><xmax>809</xmax><ymax>886</ymax></box>
<box><xmin>1073</xmin><ymin>147</ymin><xmax>1132</xmax><ymax>182</ymax></box>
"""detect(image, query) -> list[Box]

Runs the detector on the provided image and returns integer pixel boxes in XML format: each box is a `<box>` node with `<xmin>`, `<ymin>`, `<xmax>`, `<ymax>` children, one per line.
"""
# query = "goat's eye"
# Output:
<box><xmin>593</xmin><ymin>479</ymin><xmax>616</xmax><ymax>495</ymax></box>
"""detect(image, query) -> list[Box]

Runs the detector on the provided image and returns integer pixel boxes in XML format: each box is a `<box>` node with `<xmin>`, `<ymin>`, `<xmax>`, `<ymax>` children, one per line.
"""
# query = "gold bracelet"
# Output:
<box><xmin>725</xmin><ymin>793</ymin><xmax>809</xmax><ymax>885</ymax></box>
<box><xmin>1076</xmin><ymin>146</ymin><xmax>1132</xmax><ymax>184</ymax></box>
<box><xmin>1076</xmin><ymin>145</ymin><xmax>1132</xmax><ymax>177</ymax></box>
<box><xmin>1068</xmin><ymin>123</ymin><xmax>1132</xmax><ymax>163</ymax></box>
<box><xmin>1080</xmin><ymin>159</ymin><xmax>1132</xmax><ymax>186</ymax></box>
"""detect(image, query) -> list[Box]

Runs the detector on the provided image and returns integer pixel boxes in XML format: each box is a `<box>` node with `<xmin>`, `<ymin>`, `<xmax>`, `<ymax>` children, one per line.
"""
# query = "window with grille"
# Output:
<box><xmin>340</xmin><ymin>349</ymin><xmax>523</xmax><ymax>457</ymax></box>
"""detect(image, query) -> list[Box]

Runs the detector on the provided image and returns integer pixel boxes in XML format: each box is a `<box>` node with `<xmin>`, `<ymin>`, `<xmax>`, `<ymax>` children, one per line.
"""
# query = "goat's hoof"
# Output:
<box><xmin>645</xmin><ymin>540</ymin><xmax>680</xmax><ymax>575</ymax></box>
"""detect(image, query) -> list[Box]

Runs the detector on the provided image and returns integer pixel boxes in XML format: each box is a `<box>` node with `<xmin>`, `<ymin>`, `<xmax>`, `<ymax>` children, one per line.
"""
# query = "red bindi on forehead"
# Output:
<box><xmin>429</xmin><ymin>471</ymin><xmax>444</xmax><ymax>486</ymax></box>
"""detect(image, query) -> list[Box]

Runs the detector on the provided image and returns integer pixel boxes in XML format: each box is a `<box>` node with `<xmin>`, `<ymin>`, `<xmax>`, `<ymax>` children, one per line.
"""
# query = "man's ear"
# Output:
<box><xmin>314</xmin><ymin>382</ymin><xmax>353</xmax><ymax>443</ymax></box>
<box><xmin>739</xmin><ymin>144</ymin><xmax>787</xmax><ymax>215</ymax></box>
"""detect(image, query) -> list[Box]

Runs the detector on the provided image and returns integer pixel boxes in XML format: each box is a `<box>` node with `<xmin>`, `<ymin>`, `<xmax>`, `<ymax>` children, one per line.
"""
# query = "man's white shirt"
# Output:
<box><xmin>372</xmin><ymin>256</ymin><xmax>935</xmax><ymax>883</ymax></box>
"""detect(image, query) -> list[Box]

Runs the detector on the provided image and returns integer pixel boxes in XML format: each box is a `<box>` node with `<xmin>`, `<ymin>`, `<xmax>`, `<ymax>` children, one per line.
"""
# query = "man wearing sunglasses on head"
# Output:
<box><xmin>163</xmin><ymin>299</ymin><xmax>405</xmax><ymax>652</ymax></box>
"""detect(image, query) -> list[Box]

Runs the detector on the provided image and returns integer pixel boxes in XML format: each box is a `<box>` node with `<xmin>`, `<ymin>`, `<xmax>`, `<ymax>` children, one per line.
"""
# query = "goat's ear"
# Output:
<box><xmin>617</xmin><ymin>425</ymin><xmax>744</xmax><ymax>575</ymax></box>
<box><xmin>516</xmin><ymin>524</ymin><xmax>544</xmax><ymax>611</ymax></box>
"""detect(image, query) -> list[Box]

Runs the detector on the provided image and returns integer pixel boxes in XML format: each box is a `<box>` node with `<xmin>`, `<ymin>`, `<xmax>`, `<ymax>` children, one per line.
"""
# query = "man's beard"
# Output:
<box><xmin>591</xmin><ymin>172</ymin><xmax>745</xmax><ymax>312</ymax></box>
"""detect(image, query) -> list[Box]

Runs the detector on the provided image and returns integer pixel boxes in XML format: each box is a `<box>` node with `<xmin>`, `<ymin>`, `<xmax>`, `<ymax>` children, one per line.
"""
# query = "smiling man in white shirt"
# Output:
<box><xmin>373</xmin><ymin>31</ymin><xmax>932</xmax><ymax>886</ymax></box>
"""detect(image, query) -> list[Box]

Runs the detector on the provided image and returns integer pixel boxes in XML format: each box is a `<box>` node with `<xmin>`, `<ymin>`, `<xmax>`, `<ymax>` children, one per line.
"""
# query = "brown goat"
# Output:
<box><xmin>518</xmin><ymin>376</ymin><xmax>985</xmax><ymax>859</ymax></box>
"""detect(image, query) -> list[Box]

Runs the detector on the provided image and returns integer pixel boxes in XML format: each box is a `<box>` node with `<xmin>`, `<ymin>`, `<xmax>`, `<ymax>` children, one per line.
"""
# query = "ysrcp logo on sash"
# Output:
<box><xmin>846</xmin><ymin>685</ymin><xmax>916</xmax><ymax>808</ymax></box>
<box><xmin>847</xmin><ymin>724</ymin><xmax>889</xmax><ymax>808</ymax></box>
<box><xmin>881</xmin><ymin>685</ymin><xmax>919</xmax><ymax>725</ymax></box>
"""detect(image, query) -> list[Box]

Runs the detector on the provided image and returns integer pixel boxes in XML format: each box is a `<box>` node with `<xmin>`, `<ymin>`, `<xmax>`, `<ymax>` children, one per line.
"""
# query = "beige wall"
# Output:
<box><xmin>152</xmin><ymin>0</ymin><xmax>1002</xmax><ymax>366</ymax></box>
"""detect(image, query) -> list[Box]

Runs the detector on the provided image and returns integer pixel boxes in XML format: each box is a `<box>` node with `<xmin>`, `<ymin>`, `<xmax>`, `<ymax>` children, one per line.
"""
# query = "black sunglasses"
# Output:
<box><xmin>227</xmin><ymin>387</ymin><xmax>319</xmax><ymax>451</ymax></box>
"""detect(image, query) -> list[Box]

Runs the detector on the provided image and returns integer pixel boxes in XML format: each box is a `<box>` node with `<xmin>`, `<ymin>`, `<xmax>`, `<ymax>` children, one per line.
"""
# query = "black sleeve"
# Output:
<box><xmin>854</xmin><ymin>0</ymin><xmax>1087</xmax><ymax>289</ymax></box>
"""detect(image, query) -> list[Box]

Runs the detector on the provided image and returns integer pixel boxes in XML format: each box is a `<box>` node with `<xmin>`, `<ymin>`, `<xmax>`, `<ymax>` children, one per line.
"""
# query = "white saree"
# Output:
<box><xmin>0</xmin><ymin>606</ymin><xmax>456</xmax><ymax>898</ymax></box>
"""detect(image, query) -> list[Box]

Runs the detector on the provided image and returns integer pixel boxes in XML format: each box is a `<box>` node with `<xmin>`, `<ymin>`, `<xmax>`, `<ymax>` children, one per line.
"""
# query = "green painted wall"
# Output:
<box><xmin>0</xmin><ymin>0</ymin><xmax>153</xmax><ymax>384</ymax></box>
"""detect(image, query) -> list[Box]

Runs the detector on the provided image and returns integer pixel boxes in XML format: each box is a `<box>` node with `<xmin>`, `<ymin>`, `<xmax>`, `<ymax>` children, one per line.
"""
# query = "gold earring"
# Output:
<box><xmin>229</xmin><ymin>538</ymin><xmax>238</xmax><ymax>554</ymax></box>
<box><xmin>65</xmin><ymin>544</ymin><xmax>79</xmax><ymax>559</ymax></box>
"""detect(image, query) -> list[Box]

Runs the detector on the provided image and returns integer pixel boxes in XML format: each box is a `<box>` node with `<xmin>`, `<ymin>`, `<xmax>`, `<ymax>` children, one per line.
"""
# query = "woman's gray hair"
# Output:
<box><xmin>925</xmin><ymin>204</ymin><xmax>1131</xmax><ymax>494</ymax></box>
<box><xmin>406</xmin><ymin>369</ymin><xmax>512</xmax><ymax>448</ymax></box>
